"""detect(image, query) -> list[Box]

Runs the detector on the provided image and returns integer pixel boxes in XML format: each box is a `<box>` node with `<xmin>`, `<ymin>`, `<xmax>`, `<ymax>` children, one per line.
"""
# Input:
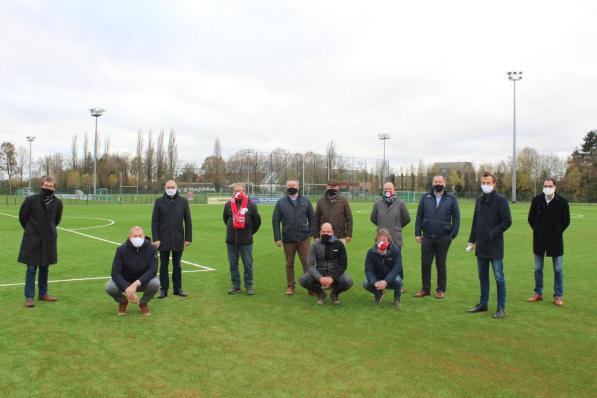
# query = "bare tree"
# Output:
<box><xmin>144</xmin><ymin>130</ymin><xmax>155</xmax><ymax>189</ymax></box>
<box><xmin>16</xmin><ymin>146</ymin><xmax>27</xmax><ymax>183</ymax></box>
<box><xmin>167</xmin><ymin>129</ymin><xmax>178</xmax><ymax>179</ymax></box>
<box><xmin>0</xmin><ymin>142</ymin><xmax>17</xmax><ymax>192</ymax></box>
<box><xmin>70</xmin><ymin>135</ymin><xmax>78</xmax><ymax>170</ymax></box>
<box><xmin>155</xmin><ymin>129</ymin><xmax>165</xmax><ymax>183</ymax></box>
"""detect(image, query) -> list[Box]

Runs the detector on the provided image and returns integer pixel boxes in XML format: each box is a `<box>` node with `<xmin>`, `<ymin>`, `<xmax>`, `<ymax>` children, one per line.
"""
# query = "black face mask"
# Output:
<box><xmin>320</xmin><ymin>234</ymin><xmax>332</xmax><ymax>244</ymax></box>
<box><xmin>433</xmin><ymin>185</ymin><xmax>444</xmax><ymax>193</ymax></box>
<box><xmin>287</xmin><ymin>187</ymin><xmax>298</xmax><ymax>195</ymax></box>
<box><xmin>326</xmin><ymin>189</ymin><xmax>337</xmax><ymax>197</ymax></box>
<box><xmin>41</xmin><ymin>188</ymin><xmax>54</xmax><ymax>196</ymax></box>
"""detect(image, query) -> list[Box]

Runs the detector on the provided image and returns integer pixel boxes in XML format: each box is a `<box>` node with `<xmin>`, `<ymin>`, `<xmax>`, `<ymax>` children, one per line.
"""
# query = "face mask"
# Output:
<box><xmin>234</xmin><ymin>191</ymin><xmax>245</xmax><ymax>200</ymax></box>
<box><xmin>287</xmin><ymin>187</ymin><xmax>298</xmax><ymax>195</ymax></box>
<box><xmin>166</xmin><ymin>188</ymin><xmax>177</xmax><ymax>197</ymax></box>
<box><xmin>320</xmin><ymin>234</ymin><xmax>332</xmax><ymax>244</ymax></box>
<box><xmin>433</xmin><ymin>185</ymin><xmax>444</xmax><ymax>193</ymax></box>
<box><xmin>481</xmin><ymin>184</ymin><xmax>494</xmax><ymax>194</ymax></box>
<box><xmin>383</xmin><ymin>191</ymin><xmax>393</xmax><ymax>198</ymax></box>
<box><xmin>543</xmin><ymin>187</ymin><xmax>555</xmax><ymax>196</ymax></box>
<box><xmin>41</xmin><ymin>188</ymin><xmax>54</xmax><ymax>196</ymax></box>
<box><xmin>326</xmin><ymin>189</ymin><xmax>338</xmax><ymax>197</ymax></box>
<box><xmin>130</xmin><ymin>237</ymin><xmax>145</xmax><ymax>248</ymax></box>
<box><xmin>377</xmin><ymin>241</ymin><xmax>389</xmax><ymax>251</ymax></box>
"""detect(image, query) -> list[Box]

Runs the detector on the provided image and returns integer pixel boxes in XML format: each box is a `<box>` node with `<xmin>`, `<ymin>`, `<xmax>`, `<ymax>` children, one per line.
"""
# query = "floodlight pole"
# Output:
<box><xmin>89</xmin><ymin>108</ymin><xmax>105</xmax><ymax>197</ymax></box>
<box><xmin>26</xmin><ymin>136</ymin><xmax>36</xmax><ymax>190</ymax></box>
<box><xmin>507</xmin><ymin>72</ymin><xmax>522</xmax><ymax>202</ymax></box>
<box><xmin>378</xmin><ymin>133</ymin><xmax>391</xmax><ymax>183</ymax></box>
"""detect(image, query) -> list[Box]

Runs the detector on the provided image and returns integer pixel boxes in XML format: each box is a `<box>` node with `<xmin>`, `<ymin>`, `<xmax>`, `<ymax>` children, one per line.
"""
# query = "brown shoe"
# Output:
<box><xmin>435</xmin><ymin>290</ymin><xmax>445</xmax><ymax>299</ymax></box>
<box><xmin>39</xmin><ymin>295</ymin><xmax>58</xmax><ymax>302</ymax></box>
<box><xmin>286</xmin><ymin>287</ymin><xmax>295</xmax><ymax>296</ymax></box>
<box><xmin>527</xmin><ymin>294</ymin><xmax>543</xmax><ymax>302</ymax></box>
<box><xmin>139</xmin><ymin>303</ymin><xmax>151</xmax><ymax>316</ymax></box>
<box><xmin>25</xmin><ymin>298</ymin><xmax>35</xmax><ymax>308</ymax></box>
<box><xmin>414</xmin><ymin>290</ymin><xmax>430</xmax><ymax>297</ymax></box>
<box><xmin>118</xmin><ymin>299</ymin><xmax>128</xmax><ymax>316</ymax></box>
<box><xmin>553</xmin><ymin>296</ymin><xmax>564</xmax><ymax>306</ymax></box>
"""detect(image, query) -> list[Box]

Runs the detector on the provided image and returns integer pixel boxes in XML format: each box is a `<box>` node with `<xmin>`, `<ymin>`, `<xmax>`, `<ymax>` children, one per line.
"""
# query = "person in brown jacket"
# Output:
<box><xmin>313</xmin><ymin>182</ymin><xmax>353</xmax><ymax>244</ymax></box>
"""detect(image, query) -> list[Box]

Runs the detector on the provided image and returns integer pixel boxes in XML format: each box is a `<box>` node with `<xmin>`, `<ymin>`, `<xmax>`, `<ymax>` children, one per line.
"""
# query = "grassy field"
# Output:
<box><xmin>0</xmin><ymin>200</ymin><xmax>595</xmax><ymax>397</ymax></box>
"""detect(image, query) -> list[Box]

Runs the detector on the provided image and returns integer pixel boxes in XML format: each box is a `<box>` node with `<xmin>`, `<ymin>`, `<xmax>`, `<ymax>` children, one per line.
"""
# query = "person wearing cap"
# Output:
<box><xmin>151</xmin><ymin>180</ymin><xmax>193</xmax><ymax>299</ymax></box>
<box><xmin>105</xmin><ymin>226</ymin><xmax>160</xmax><ymax>316</ymax></box>
<box><xmin>18</xmin><ymin>176</ymin><xmax>63</xmax><ymax>308</ymax></box>
<box><xmin>413</xmin><ymin>175</ymin><xmax>460</xmax><ymax>299</ymax></box>
<box><xmin>272</xmin><ymin>179</ymin><xmax>316</xmax><ymax>295</ymax></box>
<box><xmin>313</xmin><ymin>182</ymin><xmax>353</xmax><ymax>244</ymax></box>
<box><xmin>223</xmin><ymin>183</ymin><xmax>261</xmax><ymax>295</ymax></box>
<box><xmin>299</xmin><ymin>223</ymin><xmax>352</xmax><ymax>304</ymax></box>
<box><xmin>362</xmin><ymin>228</ymin><xmax>403</xmax><ymax>307</ymax></box>
<box><xmin>526</xmin><ymin>178</ymin><xmax>570</xmax><ymax>306</ymax></box>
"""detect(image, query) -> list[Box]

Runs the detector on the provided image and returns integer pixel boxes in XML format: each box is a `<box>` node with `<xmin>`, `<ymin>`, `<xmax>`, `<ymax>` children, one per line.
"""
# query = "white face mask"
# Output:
<box><xmin>166</xmin><ymin>188</ymin><xmax>177</xmax><ymax>197</ymax></box>
<box><xmin>481</xmin><ymin>184</ymin><xmax>494</xmax><ymax>194</ymax></box>
<box><xmin>130</xmin><ymin>237</ymin><xmax>145</xmax><ymax>248</ymax></box>
<box><xmin>543</xmin><ymin>187</ymin><xmax>555</xmax><ymax>196</ymax></box>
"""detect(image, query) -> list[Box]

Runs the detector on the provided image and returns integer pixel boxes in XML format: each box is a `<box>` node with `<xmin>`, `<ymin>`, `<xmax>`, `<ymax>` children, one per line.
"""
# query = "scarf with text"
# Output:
<box><xmin>230</xmin><ymin>196</ymin><xmax>249</xmax><ymax>229</ymax></box>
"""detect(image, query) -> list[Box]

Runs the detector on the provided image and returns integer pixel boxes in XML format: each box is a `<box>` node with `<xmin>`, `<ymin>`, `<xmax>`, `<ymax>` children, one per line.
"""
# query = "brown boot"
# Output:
<box><xmin>118</xmin><ymin>299</ymin><xmax>128</xmax><ymax>316</ymax></box>
<box><xmin>25</xmin><ymin>298</ymin><xmax>35</xmax><ymax>308</ymax></box>
<box><xmin>39</xmin><ymin>295</ymin><xmax>58</xmax><ymax>302</ymax></box>
<box><xmin>414</xmin><ymin>290</ymin><xmax>430</xmax><ymax>297</ymax></box>
<box><xmin>139</xmin><ymin>303</ymin><xmax>151</xmax><ymax>316</ymax></box>
<box><xmin>553</xmin><ymin>296</ymin><xmax>564</xmax><ymax>306</ymax></box>
<box><xmin>527</xmin><ymin>294</ymin><xmax>543</xmax><ymax>302</ymax></box>
<box><xmin>286</xmin><ymin>287</ymin><xmax>295</xmax><ymax>296</ymax></box>
<box><xmin>435</xmin><ymin>290</ymin><xmax>445</xmax><ymax>299</ymax></box>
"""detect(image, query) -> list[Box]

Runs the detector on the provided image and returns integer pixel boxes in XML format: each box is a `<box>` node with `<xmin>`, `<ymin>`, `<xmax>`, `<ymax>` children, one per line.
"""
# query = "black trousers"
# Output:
<box><xmin>159</xmin><ymin>250</ymin><xmax>183</xmax><ymax>293</ymax></box>
<box><xmin>299</xmin><ymin>272</ymin><xmax>353</xmax><ymax>295</ymax></box>
<box><xmin>421</xmin><ymin>236</ymin><xmax>451</xmax><ymax>292</ymax></box>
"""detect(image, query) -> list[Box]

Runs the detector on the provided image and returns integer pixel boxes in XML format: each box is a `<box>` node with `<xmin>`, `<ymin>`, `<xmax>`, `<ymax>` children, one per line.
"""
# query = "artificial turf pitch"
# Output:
<box><xmin>0</xmin><ymin>201</ymin><xmax>595</xmax><ymax>397</ymax></box>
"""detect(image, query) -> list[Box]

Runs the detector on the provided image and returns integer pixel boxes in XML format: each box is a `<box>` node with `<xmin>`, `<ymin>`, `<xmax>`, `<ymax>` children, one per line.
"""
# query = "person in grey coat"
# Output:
<box><xmin>18</xmin><ymin>176</ymin><xmax>63</xmax><ymax>308</ymax></box>
<box><xmin>371</xmin><ymin>182</ymin><xmax>411</xmax><ymax>248</ymax></box>
<box><xmin>151</xmin><ymin>180</ymin><xmax>192</xmax><ymax>298</ymax></box>
<box><xmin>272</xmin><ymin>179</ymin><xmax>316</xmax><ymax>295</ymax></box>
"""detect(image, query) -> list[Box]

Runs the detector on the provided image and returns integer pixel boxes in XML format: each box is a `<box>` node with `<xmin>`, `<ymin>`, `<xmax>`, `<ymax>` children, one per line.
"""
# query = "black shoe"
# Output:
<box><xmin>393</xmin><ymin>299</ymin><xmax>401</xmax><ymax>308</ymax></box>
<box><xmin>173</xmin><ymin>290</ymin><xmax>188</xmax><ymax>297</ymax></box>
<box><xmin>493</xmin><ymin>309</ymin><xmax>505</xmax><ymax>319</ymax></box>
<box><xmin>158</xmin><ymin>290</ymin><xmax>167</xmax><ymax>299</ymax></box>
<box><xmin>374</xmin><ymin>290</ymin><xmax>385</xmax><ymax>304</ymax></box>
<box><xmin>331</xmin><ymin>292</ymin><xmax>340</xmax><ymax>305</ymax></box>
<box><xmin>227</xmin><ymin>287</ymin><xmax>241</xmax><ymax>294</ymax></box>
<box><xmin>468</xmin><ymin>304</ymin><xmax>488</xmax><ymax>313</ymax></box>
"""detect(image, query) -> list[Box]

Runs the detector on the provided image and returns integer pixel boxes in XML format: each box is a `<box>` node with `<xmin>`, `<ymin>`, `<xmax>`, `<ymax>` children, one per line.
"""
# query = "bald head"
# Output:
<box><xmin>129</xmin><ymin>226</ymin><xmax>145</xmax><ymax>238</ymax></box>
<box><xmin>320</xmin><ymin>223</ymin><xmax>334</xmax><ymax>236</ymax></box>
<box><xmin>383</xmin><ymin>182</ymin><xmax>395</xmax><ymax>194</ymax></box>
<box><xmin>164</xmin><ymin>180</ymin><xmax>177</xmax><ymax>189</ymax></box>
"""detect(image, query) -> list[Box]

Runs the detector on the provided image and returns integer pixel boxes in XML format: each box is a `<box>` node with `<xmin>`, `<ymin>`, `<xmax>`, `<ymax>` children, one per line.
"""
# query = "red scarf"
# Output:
<box><xmin>230</xmin><ymin>196</ymin><xmax>249</xmax><ymax>229</ymax></box>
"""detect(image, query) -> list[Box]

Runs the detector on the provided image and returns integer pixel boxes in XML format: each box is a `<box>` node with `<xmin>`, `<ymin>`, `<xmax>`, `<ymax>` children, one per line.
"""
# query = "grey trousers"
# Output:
<box><xmin>105</xmin><ymin>278</ymin><xmax>160</xmax><ymax>304</ymax></box>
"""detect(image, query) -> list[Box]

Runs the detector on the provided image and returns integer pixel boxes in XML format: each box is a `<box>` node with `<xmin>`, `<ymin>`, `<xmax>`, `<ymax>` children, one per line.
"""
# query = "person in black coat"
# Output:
<box><xmin>105</xmin><ymin>226</ymin><xmax>159</xmax><ymax>316</ymax></box>
<box><xmin>223</xmin><ymin>183</ymin><xmax>261</xmax><ymax>295</ymax></box>
<box><xmin>526</xmin><ymin>178</ymin><xmax>570</xmax><ymax>306</ymax></box>
<box><xmin>467</xmin><ymin>172</ymin><xmax>512</xmax><ymax>319</ymax></box>
<box><xmin>18</xmin><ymin>176</ymin><xmax>63</xmax><ymax>308</ymax></box>
<box><xmin>151</xmin><ymin>180</ymin><xmax>192</xmax><ymax>298</ymax></box>
<box><xmin>363</xmin><ymin>228</ymin><xmax>403</xmax><ymax>306</ymax></box>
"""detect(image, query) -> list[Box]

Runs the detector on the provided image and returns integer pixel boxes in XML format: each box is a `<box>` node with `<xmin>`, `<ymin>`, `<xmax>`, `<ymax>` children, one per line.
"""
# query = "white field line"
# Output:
<box><xmin>0</xmin><ymin>212</ymin><xmax>216</xmax><ymax>287</ymax></box>
<box><xmin>64</xmin><ymin>216</ymin><xmax>115</xmax><ymax>230</ymax></box>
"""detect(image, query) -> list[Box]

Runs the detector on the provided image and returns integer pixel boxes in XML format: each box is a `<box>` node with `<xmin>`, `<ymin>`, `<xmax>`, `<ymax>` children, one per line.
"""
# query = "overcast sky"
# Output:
<box><xmin>1</xmin><ymin>0</ymin><xmax>595</xmax><ymax>170</ymax></box>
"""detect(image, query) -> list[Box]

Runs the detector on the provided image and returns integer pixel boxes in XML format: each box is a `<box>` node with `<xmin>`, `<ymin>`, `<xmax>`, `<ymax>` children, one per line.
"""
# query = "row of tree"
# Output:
<box><xmin>1</xmin><ymin>130</ymin><xmax>595</xmax><ymax>201</ymax></box>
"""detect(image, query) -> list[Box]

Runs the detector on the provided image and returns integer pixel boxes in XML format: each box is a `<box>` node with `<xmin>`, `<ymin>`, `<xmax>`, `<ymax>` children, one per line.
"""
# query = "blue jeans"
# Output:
<box><xmin>363</xmin><ymin>276</ymin><xmax>403</xmax><ymax>300</ymax></box>
<box><xmin>227</xmin><ymin>244</ymin><xmax>253</xmax><ymax>289</ymax></box>
<box><xmin>24</xmin><ymin>265</ymin><xmax>49</xmax><ymax>298</ymax></box>
<box><xmin>477</xmin><ymin>257</ymin><xmax>506</xmax><ymax>310</ymax></box>
<box><xmin>534</xmin><ymin>255</ymin><xmax>563</xmax><ymax>297</ymax></box>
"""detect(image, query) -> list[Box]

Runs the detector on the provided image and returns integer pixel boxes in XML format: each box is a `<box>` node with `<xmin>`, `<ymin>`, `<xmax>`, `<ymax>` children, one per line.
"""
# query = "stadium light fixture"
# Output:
<box><xmin>378</xmin><ymin>133</ymin><xmax>391</xmax><ymax>183</ymax></box>
<box><xmin>507</xmin><ymin>71</ymin><xmax>522</xmax><ymax>202</ymax></box>
<box><xmin>89</xmin><ymin>108</ymin><xmax>105</xmax><ymax>197</ymax></box>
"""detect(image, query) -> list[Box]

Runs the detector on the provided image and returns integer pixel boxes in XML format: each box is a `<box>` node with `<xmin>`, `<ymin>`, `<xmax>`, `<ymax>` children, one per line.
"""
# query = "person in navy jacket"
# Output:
<box><xmin>363</xmin><ymin>228</ymin><xmax>403</xmax><ymax>307</ymax></box>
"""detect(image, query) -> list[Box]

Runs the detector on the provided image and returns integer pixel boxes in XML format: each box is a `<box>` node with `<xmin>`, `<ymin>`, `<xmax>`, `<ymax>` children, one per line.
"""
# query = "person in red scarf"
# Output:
<box><xmin>223</xmin><ymin>183</ymin><xmax>261</xmax><ymax>295</ymax></box>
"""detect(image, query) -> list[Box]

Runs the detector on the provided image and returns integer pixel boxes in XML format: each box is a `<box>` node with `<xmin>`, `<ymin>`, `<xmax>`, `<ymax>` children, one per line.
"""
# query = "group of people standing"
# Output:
<box><xmin>16</xmin><ymin>172</ymin><xmax>570</xmax><ymax>319</ymax></box>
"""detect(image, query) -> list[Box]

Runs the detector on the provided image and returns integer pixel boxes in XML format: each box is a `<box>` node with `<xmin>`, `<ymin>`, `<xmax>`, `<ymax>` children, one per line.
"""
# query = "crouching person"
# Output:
<box><xmin>363</xmin><ymin>228</ymin><xmax>403</xmax><ymax>307</ymax></box>
<box><xmin>299</xmin><ymin>223</ymin><xmax>352</xmax><ymax>305</ymax></box>
<box><xmin>105</xmin><ymin>226</ymin><xmax>159</xmax><ymax>316</ymax></box>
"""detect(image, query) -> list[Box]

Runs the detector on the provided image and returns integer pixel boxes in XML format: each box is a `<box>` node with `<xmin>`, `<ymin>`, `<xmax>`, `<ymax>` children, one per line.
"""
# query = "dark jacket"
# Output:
<box><xmin>364</xmin><ymin>243</ymin><xmax>403</xmax><ymax>284</ymax></box>
<box><xmin>415</xmin><ymin>191</ymin><xmax>460</xmax><ymax>239</ymax></box>
<box><xmin>18</xmin><ymin>193</ymin><xmax>63</xmax><ymax>267</ymax></box>
<box><xmin>306</xmin><ymin>238</ymin><xmax>347</xmax><ymax>280</ymax></box>
<box><xmin>528</xmin><ymin>193</ymin><xmax>570</xmax><ymax>257</ymax></box>
<box><xmin>370</xmin><ymin>197</ymin><xmax>411</xmax><ymax>247</ymax></box>
<box><xmin>314</xmin><ymin>194</ymin><xmax>353</xmax><ymax>239</ymax></box>
<box><xmin>272</xmin><ymin>195</ymin><xmax>315</xmax><ymax>243</ymax></box>
<box><xmin>468</xmin><ymin>191</ymin><xmax>512</xmax><ymax>259</ymax></box>
<box><xmin>151</xmin><ymin>193</ymin><xmax>193</xmax><ymax>252</ymax></box>
<box><xmin>111</xmin><ymin>237</ymin><xmax>157</xmax><ymax>291</ymax></box>
<box><xmin>223</xmin><ymin>198</ymin><xmax>261</xmax><ymax>245</ymax></box>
